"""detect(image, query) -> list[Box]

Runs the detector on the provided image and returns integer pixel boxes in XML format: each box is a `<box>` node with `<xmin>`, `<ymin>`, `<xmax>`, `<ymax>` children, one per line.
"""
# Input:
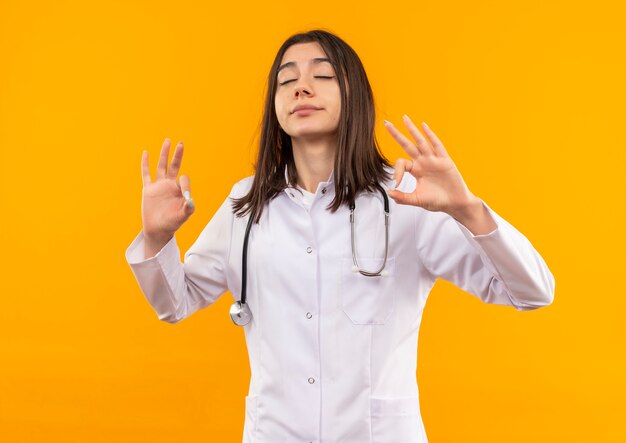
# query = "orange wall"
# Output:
<box><xmin>1</xmin><ymin>0</ymin><xmax>624</xmax><ymax>441</ymax></box>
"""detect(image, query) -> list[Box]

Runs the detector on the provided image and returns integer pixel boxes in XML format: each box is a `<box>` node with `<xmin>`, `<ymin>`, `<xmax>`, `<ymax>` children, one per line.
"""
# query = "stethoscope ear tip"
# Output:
<box><xmin>351</xmin><ymin>265</ymin><xmax>359</xmax><ymax>273</ymax></box>
<box><xmin>380</xmin><ymin>270</ymin><xmax>389</xmax><ymax>277</ymax></box>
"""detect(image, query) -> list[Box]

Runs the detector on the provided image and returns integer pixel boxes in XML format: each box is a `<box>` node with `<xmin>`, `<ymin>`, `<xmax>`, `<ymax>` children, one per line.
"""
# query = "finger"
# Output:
<box><xmin>386</xmin><ymin>162</ymin><xmax>420</xmax><ymax>207</ymax></box>
<box><xmin>179</xmin><ymin>174</ymin><xmax>195</xmax><ymax>212</ymax></box>
<box><xmin>386</xmin><ymin>188</ymin><xmax>414</xmax><ymax>206</ymax></box>
<box><xmin>156</xmin><ymin>138</ymin><xmax>171</xmax><ymax>180</ymax></box>
<box><xmin>403</xmin><ymin>114</ymin><xmax>434</xmax><ymax>156</ymax></box>
<box><xmin>167</xmin><ymin>141</ymin><xmax>184</xmax><ymax>178</ymax></box>
<box><xmin>383</xmin><ymin>120</ymin><xmax>420</xmax><ymax>159</ymax></box>
<box><xmin>179</xmin><ymin>173</ymin><xmax>190</xmax><ymax>195</ymax></box>
<box><xmin>141</xmin><ymin>150</ymin><xmax>152</xmax><ymax>186</ymax></box>
<box><xmin>390</xmin><ymin>157</ymin><xmax>413</xmax><ymax>190</ymax></box>
<box><xmin>421</xmin><ymin>122</ymin><xmax>449</xmax><ymax>157</ymax></box>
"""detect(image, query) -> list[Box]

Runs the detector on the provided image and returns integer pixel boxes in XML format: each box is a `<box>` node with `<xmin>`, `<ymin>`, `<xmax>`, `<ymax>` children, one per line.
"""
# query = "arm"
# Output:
<box><xmin>125</xmin><ymin>184</ymin><xmax>237</xmax><ymax>323</ymax></box>
<box><xmin>415</xmin><ymin>198</ymin><xmax>555</xmax><ymax>311</ymax></box>
<box><xmin>382</xmin><ymin>117</ymin><xmax>555</xmax><ymax>310</ymax></box>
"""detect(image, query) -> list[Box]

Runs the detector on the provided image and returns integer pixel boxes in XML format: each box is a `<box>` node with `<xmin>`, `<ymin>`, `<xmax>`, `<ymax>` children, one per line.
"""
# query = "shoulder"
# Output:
<box><xmin>229</xmin><ymin>175</ymin><xmax>255</xmax><ymax>198</ymax></box>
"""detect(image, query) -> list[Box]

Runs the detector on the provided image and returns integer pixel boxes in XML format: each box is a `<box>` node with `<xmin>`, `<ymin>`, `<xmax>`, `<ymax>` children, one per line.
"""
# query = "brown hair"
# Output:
<box><xmin>232</xmin><ymin>29</ymin><xmax>392</xmax><ymax>222</ymax></box>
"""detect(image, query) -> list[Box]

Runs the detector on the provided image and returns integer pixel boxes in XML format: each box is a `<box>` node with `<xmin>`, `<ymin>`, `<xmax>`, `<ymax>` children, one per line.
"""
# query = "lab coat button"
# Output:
<box><xmin>308</xmin><ymin>377</ymin><xmax>315</xmax><ymax>384</ymax></box>
<box><xmin>321</xmin><ymin>188</ymin><xmax>327</xmax><ymax>194</ymax></box>
<box><xmin>306</xmin><ymin>246</ymin><xmax>313</xmax><ymax>254</ymax></box>
<box><xmin>306</xmin><ymin>312</ymin><xmax>312</xmax><ymax>319</ymax></box>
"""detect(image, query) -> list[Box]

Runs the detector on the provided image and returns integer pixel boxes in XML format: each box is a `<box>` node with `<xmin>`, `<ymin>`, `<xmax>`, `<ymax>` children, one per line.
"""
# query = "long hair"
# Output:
<box><xmin>231</xmin><ymin>29</ymin><xmax>392</xmax><ymax>222</ymax></box>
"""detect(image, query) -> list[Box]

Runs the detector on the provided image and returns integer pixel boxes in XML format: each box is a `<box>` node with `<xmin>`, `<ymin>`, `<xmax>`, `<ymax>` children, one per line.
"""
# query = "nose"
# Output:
<box><xmin>294</xmin><ymin>78</ymin><xmax>313</xmax><ymax>97</ymax></box>
<box><xmin>295</xmin><ymin>86</ymin><xmax>312</xmax><ymax>97</ymax></box>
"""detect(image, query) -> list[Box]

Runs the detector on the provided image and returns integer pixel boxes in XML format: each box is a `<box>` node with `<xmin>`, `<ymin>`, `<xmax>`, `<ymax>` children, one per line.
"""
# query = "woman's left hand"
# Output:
<box><xmin>384</xmin><ymin>115</ymin><xmax>479</xmax><ymax>218</ymax></box>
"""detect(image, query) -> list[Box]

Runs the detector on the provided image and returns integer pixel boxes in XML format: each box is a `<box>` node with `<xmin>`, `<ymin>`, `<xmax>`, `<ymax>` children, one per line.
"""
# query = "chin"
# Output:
<box><xmin>284</xmin><ymin>124</ymin><xmax>339</xmax><ymax>140</ymax></box>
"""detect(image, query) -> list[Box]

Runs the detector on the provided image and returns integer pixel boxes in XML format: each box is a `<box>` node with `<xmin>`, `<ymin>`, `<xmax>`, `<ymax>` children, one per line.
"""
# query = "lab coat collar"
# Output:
<box><xmin>283</xmin><ymin>165</ymin><xmax>334</xmax><ymax>195</ymax></box>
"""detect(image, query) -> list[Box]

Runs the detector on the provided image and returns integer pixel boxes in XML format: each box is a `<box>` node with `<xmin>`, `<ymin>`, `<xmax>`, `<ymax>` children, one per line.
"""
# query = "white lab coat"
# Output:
<box><xmin>125</xmin><ymin>168</ymin><xmax>555</xmax><ymax>443</ymax></box>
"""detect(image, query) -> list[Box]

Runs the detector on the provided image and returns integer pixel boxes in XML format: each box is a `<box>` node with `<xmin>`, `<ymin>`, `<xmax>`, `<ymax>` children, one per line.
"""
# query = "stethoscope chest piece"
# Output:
<box><xmin>230</xmin><ymin>300</ymin><xmax>252</xmax><ymax>326</ymax></box>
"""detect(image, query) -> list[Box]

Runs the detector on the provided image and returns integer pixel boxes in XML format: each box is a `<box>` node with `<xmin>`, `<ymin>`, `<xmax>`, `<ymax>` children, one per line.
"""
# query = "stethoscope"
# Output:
<box><xmin>229</xmin><ymin>183</ymin><xmax>390</xmax><ymax>326</ymax></box>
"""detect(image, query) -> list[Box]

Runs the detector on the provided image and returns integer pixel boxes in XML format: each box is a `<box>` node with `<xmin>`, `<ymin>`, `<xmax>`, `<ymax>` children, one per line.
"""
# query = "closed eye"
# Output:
<box><xmin>278</xmin><ymin>76</ymin><xmax>335</xmax><ymax>86</ymax></box>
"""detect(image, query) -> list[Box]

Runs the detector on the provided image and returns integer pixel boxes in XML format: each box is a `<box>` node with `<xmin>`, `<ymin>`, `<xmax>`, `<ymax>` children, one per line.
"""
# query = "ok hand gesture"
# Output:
<box><xmin>384</xmin><ymin>115</ymin><xmax>479</xmax><ymax>218</ymax></box>
<box><xmin>141</xmin><ymin>138</ymin><xmax>195</xmax><ymax>243</ymax></box>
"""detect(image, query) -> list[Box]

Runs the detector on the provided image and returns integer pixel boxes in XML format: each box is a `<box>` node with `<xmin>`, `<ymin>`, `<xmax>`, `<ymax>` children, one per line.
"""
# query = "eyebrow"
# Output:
<box><xmin>277</xmin><ymin>57</ymin><xmax>333</xmax><ymax>73</ymax></box>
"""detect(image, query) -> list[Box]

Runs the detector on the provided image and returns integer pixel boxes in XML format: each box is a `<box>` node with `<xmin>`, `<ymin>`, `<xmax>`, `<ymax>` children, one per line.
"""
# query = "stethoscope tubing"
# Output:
<box><xmin>231</xmin><ymin>184</ymin><xmax>390</xmax><ymax>326</ymax></box>
<box><xmin>241</xmin><ymin>213</ymin><xmax>255</xmax><ymax>306</ymax></box>
<box><xmin>349</xmin><ymin>183</ymin><xmax>390</xmax><ymax>277</ymax></box>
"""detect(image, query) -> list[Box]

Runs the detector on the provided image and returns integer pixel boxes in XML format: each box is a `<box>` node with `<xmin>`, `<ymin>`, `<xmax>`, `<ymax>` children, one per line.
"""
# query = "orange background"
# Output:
<box><xmin>1</xmin><ymin>0</ymin><xmax>624</xmax><ymax>441</ymax></box>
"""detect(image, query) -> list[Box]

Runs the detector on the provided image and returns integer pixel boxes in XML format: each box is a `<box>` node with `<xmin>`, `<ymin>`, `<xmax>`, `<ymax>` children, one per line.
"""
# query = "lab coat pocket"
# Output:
<box><xmin>243</xmin><ymin>394</ymin><xmax>258</xmax><ymax>441</ymax></box>
<box><xmin>340</xmin><ymin>257</ymin><xmax>395</xmax><ymax>325</ymax></box>
<box><xmin>371</xmin><ymin>396</ymin><xmax>423</xmax><ymax>443</ymax></box>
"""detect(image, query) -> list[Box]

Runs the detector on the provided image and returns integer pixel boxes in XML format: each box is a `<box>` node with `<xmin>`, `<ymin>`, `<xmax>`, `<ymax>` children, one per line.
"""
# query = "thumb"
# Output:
<box><xmin>179</xmin><ymin>174</ymin><xmax>195</xmax><ymax>213</ymax></box>
<box><xmin>386</xmin><ymin>189</ymin><xmax>413</xmax><ymax>206</ymax></box>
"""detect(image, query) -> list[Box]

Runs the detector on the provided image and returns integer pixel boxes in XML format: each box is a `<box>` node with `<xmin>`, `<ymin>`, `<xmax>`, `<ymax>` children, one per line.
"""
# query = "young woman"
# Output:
<box><xmin>126</xmin><ymin>29</ymin><xmax>555</xmax><ymax>443</ymax></box>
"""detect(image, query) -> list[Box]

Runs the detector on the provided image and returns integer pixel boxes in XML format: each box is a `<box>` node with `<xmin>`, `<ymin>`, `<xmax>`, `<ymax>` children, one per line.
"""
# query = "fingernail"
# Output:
<box><xmin>183</xmin><ymin>190</ymin><xmax>191</xmax><ymax>200</ymax></box>
<box><xmin>423</xmin><ymin>121</ymin><xmax>429</xmax><ymax>129</ymax></box>
<box><xmin>383</xmin><ymin>119</ymin><xmax>392</xmax><ymax>125</ymax></box>
<box><xmin>186</xmin><ymin>199</ymin><xmax>195</xmax><ymax>210</ymax></box>
<box><xmin>403</xmin><ymin>114</ymin><xmax>410</xmax><ymax>121</ymax></box>
<box><xmin>387</xmin><ymin>179</ymin><xmax>396</xmax><ymax>191</ymax></box>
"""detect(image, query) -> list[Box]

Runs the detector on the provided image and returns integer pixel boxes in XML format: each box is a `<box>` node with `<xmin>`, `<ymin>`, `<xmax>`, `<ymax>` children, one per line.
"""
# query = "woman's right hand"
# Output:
<box><xmin>141</xmin><ymin>138</ymin><xmax>195</xmax><ymax>244</ymax></box>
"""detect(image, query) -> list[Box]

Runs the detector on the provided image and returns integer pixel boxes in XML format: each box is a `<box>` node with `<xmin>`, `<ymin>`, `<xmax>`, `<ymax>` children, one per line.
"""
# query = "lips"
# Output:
<box><xmin>292</xmin><ymin>104</ymin><xmax>321</xmax><ymax>114</ymax></box>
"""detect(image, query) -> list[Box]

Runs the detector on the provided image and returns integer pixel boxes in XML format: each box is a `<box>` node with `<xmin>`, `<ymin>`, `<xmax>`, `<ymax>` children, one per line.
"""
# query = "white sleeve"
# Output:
<box><xmin>404</xmin><ymin>176</ymin><xmax>555</xmax><ymax>311</ymax></box>
<box><xmin>124</xmin><ymin>184</ymin><xmax>238</xmax><ymax>323</ymax></box>
<box><xmin>415</xmin><ymin>200</ymin><xmax>555</xmax><ymax>311</ymax></box>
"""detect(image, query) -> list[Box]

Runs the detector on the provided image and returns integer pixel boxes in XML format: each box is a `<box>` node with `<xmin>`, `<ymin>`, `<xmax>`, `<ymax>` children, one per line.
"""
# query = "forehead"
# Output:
<box><xmin>278</xmin><ymin>42</ymin><xmax>332</xmax><ymax>71</ymax></box>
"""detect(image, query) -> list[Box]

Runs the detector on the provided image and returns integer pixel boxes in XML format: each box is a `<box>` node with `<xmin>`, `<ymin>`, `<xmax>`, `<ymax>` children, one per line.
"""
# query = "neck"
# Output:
<box><xmin>291</xmin><ymin>135</ymin><xmax>336</xmax><ymax>193</ymax></box>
